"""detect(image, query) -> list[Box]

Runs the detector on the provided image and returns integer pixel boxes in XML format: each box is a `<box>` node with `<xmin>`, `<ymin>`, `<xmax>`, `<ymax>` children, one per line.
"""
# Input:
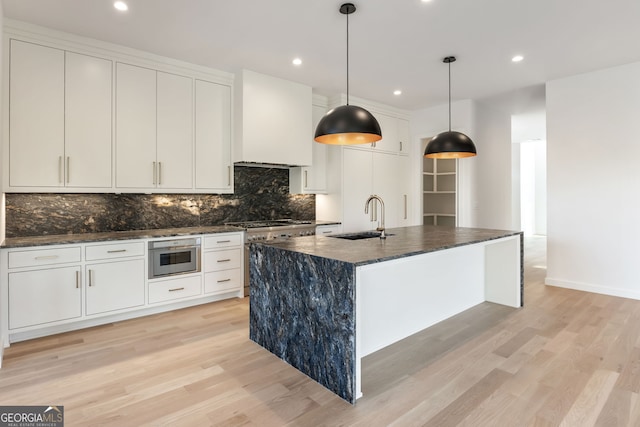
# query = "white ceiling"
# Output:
<box><xmin>3</xmin><ymin>0</ymin><xmax>640</xmax><ymax>113</ymax></box>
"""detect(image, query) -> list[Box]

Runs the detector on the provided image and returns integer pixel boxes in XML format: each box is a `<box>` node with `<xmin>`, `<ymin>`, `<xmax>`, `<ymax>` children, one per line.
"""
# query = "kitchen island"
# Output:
<box><xmin>249</xmin><ymin>225</ymin><xmax>523</xmax><ymax>403</ymax></box>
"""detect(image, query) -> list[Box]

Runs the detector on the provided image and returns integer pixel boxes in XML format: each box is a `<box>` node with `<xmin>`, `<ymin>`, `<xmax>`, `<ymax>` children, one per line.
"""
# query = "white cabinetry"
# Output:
<box><xmin>203</xmin><ymin>233</ymin><xmax>243</xmax><ymax>295</ymax></box>
<box><xmin>367</xmin><ymin>112</ymin><xmax>410</xmax><ymax>154</ymax></box>
<box><xmin>235</xmin><ymin>69</ymin><xmax>312</xmax><ymax>166</ymax></box>
<box><xmin>116</xmin><ymin>64</ymin><xmax>193</xmax><ymax>190</ymax></box>
<box><xmin>157</xmin><ymin>72</ymin><xmax>193</xmax><ymax>190</ymax></box>
<box><xmin>290</xmin><ymin>101</ymin><xmax>328</xmax><ymax>194</ymax></box>
<box><xmin>316</xmin><ymin>224</ymin><xmax>342</xmax><ymax>236</ymax></box>
<box><xmin>5</xmin><ymin>246</ymin><xmax>82</xmax><ymax>330</ymax></box>
<box><xmin>1</xmin><ymin>232</ymin><xmax>244</xmax><ymax>346</ymax></box>
<box><xmin>195</xmin><ymin>79</ymin><xmax>233</xmax><ymax>192</ymax></box>
<box><xmin>65</xmin><ymin>52</ymin><xmax>113</xmax><ymax>188</ymax></box>
<box><xmin>7</xmin><ymin>40</ymin><xmax>112</xmax><ymax>189</ymax></box>
<box><xmin>85</xmin><ymin>241</ymin><xmax>145</xmax><ymax>315</ymax></box>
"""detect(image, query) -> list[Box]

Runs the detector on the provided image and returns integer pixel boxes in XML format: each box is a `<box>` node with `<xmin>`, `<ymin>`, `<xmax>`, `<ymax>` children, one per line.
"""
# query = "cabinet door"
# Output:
<box><xmin>396</xmin><ymin>155</ymin><xmax>411</xmax><ymax>226</ymax></box>
<box><xmin>195</xmin><ymin>80</ymin><xmax>232</xmax><ymax>191</ymax></box>
<box><xmin>86</xmin><ymin>259</ymin><xmax>145</xmax><ymax>315</ymax></box>
<box><xmin>398</xmin><ymin>119</ymin><xmax>410</xmax><ymax>155</ymax></box>
<box><xmin>8</xmin><ymin>266</ymin><xmax>81</xmax><ymax>329</ymax></box>
<box><xmin>342</xmin><ymin>148</ymin><xmax>374</xmax><ymax>232</ymax></box>
<box><xmin>65</xmin><ymin>52</ymin><xmax>113</xmax><ymax>188</ymax></box>
<box><xmin>116</xmin><ymin>63</ymin><xmax>157</xmax><ymax>188</ymax></box>
<box><xmin>157</xmin><ymin>72</ymin><xmax>193</xmax><ymax>190</ymax></box>
<box><xmin>9</xmin><ymin>40</ymin><xmax>65</xmax><ymax>187</ymax></box>
<box><xmin>372</xmin><ymin>112</ymin><xmax>398</xmax><ymax>153</ymax></box>
<box><xmin>306</xmin><ymin>105</ymin><xmax>328</xmax><ymax>191</ymax></box>
<box><xmin>372</xmin><ymin>151</ymin><xmax>400</xmax><ymax>229</ymax></box>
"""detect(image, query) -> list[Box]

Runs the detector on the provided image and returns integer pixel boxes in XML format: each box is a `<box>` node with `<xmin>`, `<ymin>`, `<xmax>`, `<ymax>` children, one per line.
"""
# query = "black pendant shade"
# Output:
<box><xmin>314</xmin><ymin>3</ymin><xmax>382</xmax><ymax>145</ymax></box>
<box><xmin>314</xmin><ymin>105</ymin><xmax>382</xmax><ymax>145</ymax></box>
<box><xmin>424</xmin><ymin>56</ymin><xmax>477</xmax><ymax>159</ymax></box>
<box><xmin>424</xmin><ymin>131</ymin><xmax>477</xmax><ymax>159</ymax></box>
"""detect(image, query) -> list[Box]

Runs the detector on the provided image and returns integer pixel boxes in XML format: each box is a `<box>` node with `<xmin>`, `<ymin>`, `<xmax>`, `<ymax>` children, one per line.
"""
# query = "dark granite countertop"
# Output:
<box><xmin>258</xmin><ymin>225</ymin><xmax>522</xmax><ymax>266</ymax></box>
<box><xmin>0</xmin><ymin>225</ymin><xmax>243</xmax><ymax>249</ymax></box>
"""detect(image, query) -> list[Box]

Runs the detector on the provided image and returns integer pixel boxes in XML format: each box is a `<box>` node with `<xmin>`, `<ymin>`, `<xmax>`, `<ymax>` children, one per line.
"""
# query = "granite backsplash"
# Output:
<box><xmin>5</xmin><ymin>166</ymin><xmax>315</xmax><ymax>238</ymax></box>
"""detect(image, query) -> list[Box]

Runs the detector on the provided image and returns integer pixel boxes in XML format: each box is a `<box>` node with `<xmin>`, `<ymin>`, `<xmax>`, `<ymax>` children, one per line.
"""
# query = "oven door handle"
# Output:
<box><xmin>150</xmin><ymin>245</ymin><xmax>198</xmax><ymax>251</ymax></box>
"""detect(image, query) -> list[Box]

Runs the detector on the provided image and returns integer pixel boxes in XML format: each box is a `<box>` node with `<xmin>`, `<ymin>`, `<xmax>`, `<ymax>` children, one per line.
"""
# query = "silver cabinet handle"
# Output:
<box><xmin>217</xmin><ymin>279</ymin><xmax>231</xmax><ymax>283</ymax></box>
<box><xmin>404</xmin><ymin>195</ymin><xmax>407</xmax><ymax>219</ymax></box>
<box><xmin>322</xmin><ymin>231</ymin><xmax>333</xmax><ymax>234</ymax></box>
<box><xmin>304</xmin><ymin>170</ymin><xmax>308</xmax><ymax>188</ymax></box>
<box><xmin>152</xmin><ymin>161</ymin><xmax>157</xmax><ymax>185</ymax></box>
<box><xmin>75</xmin><ymin>271</ymin><xmax>80</xmax><ymax>289</ymax></box>
<box><xmin>58</xmin><ymin>156</ymin><xmax>63</xmax><ymax>184</ymax></box>
<box><xmin>217</xmin><ymin>259</ymin><xmax>231</xmax><ymax>263</ymax></box>
<box><xmin>400</xmin><ymin>141</ymin><xmax>403</xmax><ymax>152</ymax></box>
<box><xmin>169</xmin><ymin>287</ymin><xmax>185</xmax><ymax>292</ymax></box>
<box><xmin>217</xmin><ymin>240</ymin><xmax>231</xmax><ymax>244</ymax></box>
<box><xmin>107</xmin><ymin>249</ymin><xmax>127</xmax><ymax>253</ymax></box>
<box><xmin>35</xmin><ymin>255</ymin><xmax>59</xmax><ymax>260</ymax></box>
<box><xmin>228</xmin><ymin>165</ymin><xmax>231</xmax><ymax>186</ymax></box>
<box><xmin>158</xmin><ymin>161</ymin><xmax>162</xmax><ymax>185</ymax></box>
<box><xmin>66</xmin><ymin>156</ymin><xmax>70</xmax><ymax>183</ymax></box>
<box><xmin>88</xmin><ymin>269</ymin><xmax>93</xmax><ymax>287</ymax></box>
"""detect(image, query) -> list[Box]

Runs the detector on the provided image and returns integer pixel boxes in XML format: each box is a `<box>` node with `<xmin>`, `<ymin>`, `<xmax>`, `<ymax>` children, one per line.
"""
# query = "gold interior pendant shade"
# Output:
<box><xmin>314</xmin><ymin>3</ymin><xmax>382</xmax><ymax>145</ymax></box>
<box><xmin>424</xmin><ymin>56</ymin><xmax>477</xmax><ymax>159</ymax></box>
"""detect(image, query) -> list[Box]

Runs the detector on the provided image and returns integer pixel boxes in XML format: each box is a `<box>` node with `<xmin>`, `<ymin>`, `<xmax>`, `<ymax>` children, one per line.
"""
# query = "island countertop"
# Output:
<box><xmin>259</xmin><ymin>225</ymin><xmax>522</xmax><ymax>266</ymax></box>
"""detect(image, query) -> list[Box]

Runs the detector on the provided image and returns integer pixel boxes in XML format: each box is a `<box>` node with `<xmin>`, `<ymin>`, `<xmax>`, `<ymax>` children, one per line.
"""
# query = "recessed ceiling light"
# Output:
<box><xmin>512</xmin><ymin>55</ymin><xmax>524</xmax><ymax>62</ymax></box>
<box><xmin>292</xmin><ymin>58</ymin><xmax>302</xmax><ymax>66</ymax></box>
<box><xmin>114</xmin><ymin>1</ymin><xmax>128</xmax><ymax>11</ymax></box>
<box><xmin>393</xmin><ymin>90</ymin><xmax>402</xmax><ymax>96</ymax></box>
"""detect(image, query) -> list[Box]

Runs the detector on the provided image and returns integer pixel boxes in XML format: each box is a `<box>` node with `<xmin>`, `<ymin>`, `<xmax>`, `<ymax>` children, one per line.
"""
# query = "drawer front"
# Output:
<box><xmin>148</xmin><ymin>275</ymin><xmax>202</xmax><ymax>304</ymax></box>
<box><xmin>204</xmin><ymin>269</ymin><xmax>242</xmax><ymax>294</ymax></box>
<box><xmin>316</xmin><ymin>224</ymin><xmax>342</xmax><ymax>236</ymax></box>
<box><xmin>203</xmin><ymin>233</ymin><xmax>243</xmax><ymax>249</ymax></box>
<box><xmin>204</xmin><ymin>249</ymin><xmax>241</xmax><ymax>272</ymax></box>
<box><xmin>8</xmin><ymin>247</ymin><xmax>82</xmax><ymax>269</ymax></box>
<box><xmin>85</xmin><ymin>241</ymin><xmax>145</xmax><ymax>261</ymax></box>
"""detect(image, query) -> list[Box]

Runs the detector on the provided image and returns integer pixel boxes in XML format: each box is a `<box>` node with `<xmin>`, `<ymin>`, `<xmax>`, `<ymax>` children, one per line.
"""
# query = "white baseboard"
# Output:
<box><xmin>545</xmin><ymin>277</ymin><xmax>640</xmax><ymax>301</ymax></box>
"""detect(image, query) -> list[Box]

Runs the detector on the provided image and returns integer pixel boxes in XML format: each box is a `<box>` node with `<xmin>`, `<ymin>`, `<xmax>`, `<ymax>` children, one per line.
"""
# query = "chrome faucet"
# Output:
<box><xmin>364</xmin><ymin>195</ymin><xmax>386</xmax><ymax>239</ymax></box>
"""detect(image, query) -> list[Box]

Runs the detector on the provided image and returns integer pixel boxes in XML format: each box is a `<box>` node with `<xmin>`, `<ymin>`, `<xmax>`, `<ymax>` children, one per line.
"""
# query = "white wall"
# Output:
<box><xmin>546</xmin><ymin>61</ymin><xmax>640</xmax><ymax>300</ymax></box>
<box><xmin>473</xmin><ymin>102</ymin><xmax>513</xmax><ymax>230</ymax></box>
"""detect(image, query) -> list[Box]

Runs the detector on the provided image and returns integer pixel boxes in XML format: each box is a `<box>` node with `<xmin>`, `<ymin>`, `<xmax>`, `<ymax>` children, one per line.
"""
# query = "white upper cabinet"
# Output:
<box><xmin>397</xmin><ymin>118</ymin><xmax>410</xmax><ymax>155</ymax></box>
<box><xmin>65</xmin><ymin>52</ymin><xmax>113</xmax><ymax>188</ymax></box>
<box><xmin>157</xmin><ymin>71</ymin><xmax>193</xmax><ymax>190</ymax></box>
<box><xmin>195</xmin><ymin>79</ymin><xmax>233</xmax><ymax>192</ymax></box>
<box><xmin>235</xmin><ymin>70</ymin><xmax>312</xmax><ymax>166</ymax></box>
<box><xmin>9</xmin><ymin>40</ymin><xmax>65</xmax><ymax>187</ymax></box>
<box><xmin>115</xmin><ymin>63</ymin><xmax>158</xmax><ymax>188</ymax></box>
<box><xmin>8</xmin><ymin>40</ymin><xmax>113</xmax><ymax>189</ymax></box>
<box><xmin>116</xmin><ymin>66</ymin><xmax>194</xmax><ymax>190</ymax></box>
<box><xmin>373</xmin><ymin>112</ymin><xmax>399</xmax><ymax>153</ymax></box>
<box><xmin>4</xmin><ymin>23</ymin><xmax>234</xmax><ymax>194</ymax></box>
<box><xmin>290</xmin><ymin>102</ymin><xmax>328</xmax><ymax>194</ymax></box>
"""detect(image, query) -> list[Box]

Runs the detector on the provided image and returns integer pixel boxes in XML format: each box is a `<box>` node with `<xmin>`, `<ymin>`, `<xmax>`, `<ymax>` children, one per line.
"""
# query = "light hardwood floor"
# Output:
<box><xmin>1</xmin><ymin>236</ymin><xmax>640</xmax><ymax>426</ymax></box>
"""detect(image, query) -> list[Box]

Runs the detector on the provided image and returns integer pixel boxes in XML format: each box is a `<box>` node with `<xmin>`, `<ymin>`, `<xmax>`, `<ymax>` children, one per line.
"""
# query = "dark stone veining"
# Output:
<box><xmin>249</xmin><ymin>226</ymin><xmax>524</xmax><ymax>404</ymax></box>
<box><xmin>5</xmin><ymin>166</ymin><xmax>315</xmax><ymax>238</ymax></box>
<box><xmin>249</xmin><ymin>243</ymin><xmax>356</xmax><ymax>403</ymax></box>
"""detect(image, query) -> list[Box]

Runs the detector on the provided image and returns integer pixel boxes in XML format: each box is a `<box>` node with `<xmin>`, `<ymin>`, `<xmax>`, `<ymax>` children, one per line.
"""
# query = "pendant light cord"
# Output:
<box><xmin>346</xmin><ymin>10</ymin><xmax>350</xmax><ymax>105</ymax></box>
<box><xmin>448</xmin><ymin>59</ymin><xmax>451</xmax><ymax>132</ymax></box>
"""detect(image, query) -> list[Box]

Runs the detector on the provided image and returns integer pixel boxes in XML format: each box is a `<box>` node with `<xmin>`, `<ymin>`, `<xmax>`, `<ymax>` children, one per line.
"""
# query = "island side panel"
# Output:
<box><xmin>249</xmin><ymin>243</ymin><xmax>357</xmax><ymax>403</ymax></box>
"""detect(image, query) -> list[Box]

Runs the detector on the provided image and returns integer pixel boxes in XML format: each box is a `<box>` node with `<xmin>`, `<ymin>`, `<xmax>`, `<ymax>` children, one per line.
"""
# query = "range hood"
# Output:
<box><xmin>234</xmin><ymin>70</ymin><xmax>313</xmax><ymax>167</ymax></box>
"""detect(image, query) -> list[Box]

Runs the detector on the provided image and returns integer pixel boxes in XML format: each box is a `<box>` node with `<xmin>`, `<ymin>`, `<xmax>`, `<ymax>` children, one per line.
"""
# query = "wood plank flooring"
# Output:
<box><xmin>1</xmin><ymin>236</ymin><xmax>640</xmax><ymax>426</ymax></box>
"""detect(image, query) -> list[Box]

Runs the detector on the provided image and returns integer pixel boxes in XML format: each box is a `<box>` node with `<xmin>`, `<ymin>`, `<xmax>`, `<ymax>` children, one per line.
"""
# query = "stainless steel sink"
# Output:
<box><xmin>329</xmin><ymin>231</ymin><xmax>394</xmax><ymax>240</ymax></box>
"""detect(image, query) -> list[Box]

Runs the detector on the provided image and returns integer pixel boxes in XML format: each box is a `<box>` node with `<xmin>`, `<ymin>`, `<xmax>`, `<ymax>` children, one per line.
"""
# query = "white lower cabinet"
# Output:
<box><xmin>148</xmin><ymin>275</ymin><xmax>202</xmax><ymax>304</ymax></box>
<box><xmin>1</xmin><ymin>232</ymin><xmax>244</xmax><ymax>345</ymax></box>
<box><xmin>8</xmin><ymin>266</ymin><xmax>82</xmax><ymax>329</ymax></box>
<box><xmin>316</xmin><ymin>224</ymin><xmax>342</xmax><ymax>236</ymax></box>
<box><xmin>86</xmin><ymin>259</ymin><xmax>145</xmax><ymax>315</ymax></box>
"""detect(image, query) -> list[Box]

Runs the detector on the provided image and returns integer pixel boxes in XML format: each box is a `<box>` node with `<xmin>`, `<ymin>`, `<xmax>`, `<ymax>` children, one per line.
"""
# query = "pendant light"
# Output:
<box><xmin>424</xmin><ymin>56</ymin><xmax>477</xmax><ymax>158</ymax></box>
<box><xmin>314</xmin><ymin>3</ymin><xmax>382</xmax><ymax>145</ymax></box>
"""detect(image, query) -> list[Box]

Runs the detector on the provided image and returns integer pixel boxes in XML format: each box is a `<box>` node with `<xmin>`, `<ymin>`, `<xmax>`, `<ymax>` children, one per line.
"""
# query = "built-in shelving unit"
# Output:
<box><xmin>423</xmin><ymin>156</ymin><xmax>457</xmax><ymax>226</ymax></box>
